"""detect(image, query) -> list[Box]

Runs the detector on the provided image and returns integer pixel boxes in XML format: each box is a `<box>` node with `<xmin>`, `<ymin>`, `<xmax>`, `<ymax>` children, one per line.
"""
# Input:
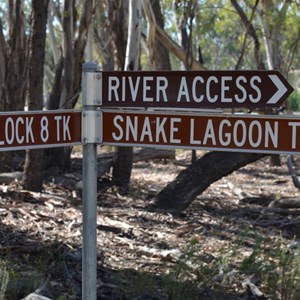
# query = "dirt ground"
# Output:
<box><xmin>1</xmin><ymin>149</ymin><xmax>300</xmax><ymax>299</ymax></box>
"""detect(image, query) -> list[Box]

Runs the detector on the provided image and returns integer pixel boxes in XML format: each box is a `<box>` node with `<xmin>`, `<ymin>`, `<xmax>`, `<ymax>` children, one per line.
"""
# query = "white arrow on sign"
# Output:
<box><xmin>267</xmin><ymin>74</ymin><xmax>289</xmax><ymax>105</ymax></box>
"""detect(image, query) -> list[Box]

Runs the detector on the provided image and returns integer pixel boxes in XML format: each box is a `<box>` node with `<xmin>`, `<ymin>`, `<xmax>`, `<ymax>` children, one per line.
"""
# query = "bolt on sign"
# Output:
<box><xmin>0</xmin><ymin>110</ymin><xmax>82</xmax><ymax>151</ymax></box>
<box><xmin>101</xmin><ymin>110</ymin><xmax>300</xmax><ymax>155</ymax></box>
<box><xmin>98</xmin><ymin>70</ymin><xmax>294</xmax><ymax>109</ymax></box>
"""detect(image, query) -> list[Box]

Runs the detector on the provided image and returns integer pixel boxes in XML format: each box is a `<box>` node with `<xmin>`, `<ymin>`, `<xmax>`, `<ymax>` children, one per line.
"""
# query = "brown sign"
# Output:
<box><xmin>99</xmin><ymin>70</ymin><xmax>294</xmax><ymax>109</ymax></box>
<box><xmin>0</xmin><ymin>110</ymin><xmax>82</xmax><ymax>151</ymax></box>
<box><xmin>102</xmin><ymin>110</ymin><xmax>300</xmax><ymax>155</ymax></box>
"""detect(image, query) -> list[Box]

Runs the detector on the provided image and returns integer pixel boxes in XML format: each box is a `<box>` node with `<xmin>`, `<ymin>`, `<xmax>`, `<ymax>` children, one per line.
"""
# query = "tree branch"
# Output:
<box><xmin>142</xmin><ymin>0</ymin><xmax>205</xmax><ymax>71</ymax></box>
<box><xmin>231</xmin><ymin>0</ymin><xmax>265</xmax><ymax>70</ymax></box>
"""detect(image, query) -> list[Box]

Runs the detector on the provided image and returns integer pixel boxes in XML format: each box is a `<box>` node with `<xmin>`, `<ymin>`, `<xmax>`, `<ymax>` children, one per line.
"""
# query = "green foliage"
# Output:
<box><xmin>0</xmin><ymin>244</ymin><xmax>72</xmax><ymax>300</ymax></box>
<box><xmin>260</xmin><ymin>241</ymin><xmax>300</xmax><ymax>300</ymax></box>
<box><xmin>0</xmin><ymin>260</ymin><xmax>9</xmax><ymax>300</ymax></box>
<box><xmin>116</xmin><ymin>267</ymin><xmax>200</xmax><ymax>300</ymax></box>
<box><xmin>168</xmin><ymin>232</ymin><xmax>300</xmax><ymax>299</ymax></box>
<box><xmin>115</xmin><ymin>231</ymin><xmax>300</xmax><ymax>299</ymax></box>
<box><xmin>160</xmin><ymin>0</ymin><xmax>300</xmax><ymax>71</ymax></box>
<box><xmin>288</xmin><ymin>91</ymin><xmax>300</xmax><ymax>112</ymax></box>
<box><xmin>116</xmin><ymin>269</ymin><xmax>159</xmax><ymax>299</ymax></box>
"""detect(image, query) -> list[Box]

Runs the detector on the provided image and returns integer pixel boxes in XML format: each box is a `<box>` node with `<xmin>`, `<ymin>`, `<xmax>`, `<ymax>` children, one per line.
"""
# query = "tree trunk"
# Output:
<box><xmin>60</xmin><ymin>0</ymin><xmax>74</xmax><ymax>109</ymax></box>
<box><xmin>112</xmin><ymin>0</ymin><xmax>141</xmax><ymax>192</ymax></box>
<box><xmin>112</xmin><ymin>146</ymin><xmax>134</xmax><ymax>192</ymax></box>
<box><xmin>23</xmin><ymin>0</ymin><xmax>49</xmax><ymax>191</ymax></box>
<box><xmin>156</xmin><ymin>1</ymin><xmax>291</xmax><ymax>213</ymax></box>
<box><xmin>107</xmin><ymin>0</ymin><xmax>128</xmax><ymax>70</ymax></box>
<box><xmin>260</xmin><ymin>0</ymin><xmax>288</xmax><ymax>72</ymax></box>
<box><xmin>72</xmin><ymin>0</ymin><xmax>94</xmax><ymax>107</ymax></box>
<box><xmin>46</xmin><ymin>2</ymin><xmax>72</xmax><ymax>169</ymax></box>
<box><xmin>230</xmin><ymin>0</ymin><xmax>265</xmax><ymax>70</ymax></box>
<box><xmin>0</xmin><ymin>20</ymin><xmax>5</xmax><ymax>105</ymax></box>
<box><xmin>47</xmin><ymin>0</ymin><xmax>59</xmax><ymax>65</ymax></box>
<box><xmin>148</xmin><ymin>0</ymin><xmax>171</xmax><ymax>70</ymax></box>
<box><xmin>47</xmin><ymin>0</ymin><xmax>94</xmax><ymax>171</ymax></box>
<box><xmin>46</xmin><ymin>56</ymin><xmax>63</xmax><ymax>110</ymax></box>
<box><xmin>5</xmin><ymin>0</ymin><xmax>27</xmax><ymax>112</ymax></box>
<box><xmin>142</xmin><ymin>0</ymin><xmax>205</xmax><ymax>71</ymax></box>
<box><xmin>259</xmin><ymin>0</ymin><xmax>290</xmax><ymax>166</ymax></box>
<box><xmin>173</xmin><ymin>0</ymin><xmax>197</xmax><ymax>164</ymax></box>
<box><xmin>124</xmin><ymin>0</ymin><xmax>141</xmax><ymax>71</ymax></box>
<box><xmin>0</xmin><ymin>0</ymin><xmax>28</xmax><ymax>171</ymax></box>
<box><xmin>157</xmin><ymin>151</ymin><xmax>266</xmax><ymax>213</ymax></box>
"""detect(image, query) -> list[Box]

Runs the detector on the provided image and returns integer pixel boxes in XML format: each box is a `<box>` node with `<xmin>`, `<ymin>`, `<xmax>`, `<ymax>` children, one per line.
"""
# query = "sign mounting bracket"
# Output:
<box><xmin>81</xmin><ymin>110</ymin><xmax>102</xmax><ymax>144</ymax></box>
<box><xmin>82</xmin><ymin>71</ymin><xmax>102</xmax><ymax>106</ymax></box>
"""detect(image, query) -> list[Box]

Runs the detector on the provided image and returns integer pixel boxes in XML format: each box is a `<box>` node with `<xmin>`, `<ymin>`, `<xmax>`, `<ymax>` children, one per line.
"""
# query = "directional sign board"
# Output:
<box><xmin>98</xmin><ymin>70</ymin><xmax>294</xmax><ymax>109</ymax></box>
<box><xmin>101</xmin><ymin>110</ymin><xmax>300</xmax><ymax>155</ymax></box>
<box><xmin>0</xmin><ymin>110</ymin><xmax>81</xmax><ymax>151</ymax></box>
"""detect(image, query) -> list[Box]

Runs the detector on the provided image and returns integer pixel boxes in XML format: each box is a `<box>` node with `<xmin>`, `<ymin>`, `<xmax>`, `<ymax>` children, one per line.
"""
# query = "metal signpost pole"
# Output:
<box><xmin>82</xmin><ymin>61</ymin><xmax>98</xmax><ymax>299</ymax></box>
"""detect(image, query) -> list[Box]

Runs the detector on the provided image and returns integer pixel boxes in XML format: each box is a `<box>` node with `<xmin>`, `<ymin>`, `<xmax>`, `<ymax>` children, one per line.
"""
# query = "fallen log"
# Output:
<box><xmin>157</xmin><ymin>151</ymin><xmax>266</xmax><ymax>213</ymax></box>
<box><xmin>46</xmin><ymin>148</ymin><xmax>175</xmax><ymax>190</ymax></box>
<box><xmin>268</xmin><ymin>198</ymin><xmax>300</xmax><ymax>209</ymax></box>
<box><xmin>96</xmin><ymin>148</ymin><xmax>175</xmax><ymax>178</ymax></box>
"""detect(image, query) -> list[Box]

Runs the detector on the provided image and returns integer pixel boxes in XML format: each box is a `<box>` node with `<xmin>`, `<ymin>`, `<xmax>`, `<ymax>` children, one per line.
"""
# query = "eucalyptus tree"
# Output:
<box><xmin>0</xmin><ymin>0</ymin><xmax>28</xmax><ymax>171</ymax></box>
<box><xmin>156</xmin><ymin>0</ymin><xmax>299</xmax><ymax>212</ymax></box>
<box><xmin>111</xmin><ymin>0</ymin><xmax>175</xmax><ymax>191</ymax></box>
<box><xmin>146</xmin><ymin>0</ymin><xmax>172</xmax><ymax>70</ymax></box>
<box><xmin>22</xmin><ymin>0</ymin><xmax>49</xmax><ymax>191</ymax></box>
<box><xmin>143</xmin><ymin>0</ymin><xmax>205</xmax><ymax>70</ymax></box>
<box><xmin>112</xmin><ymin>0</ymin><xmax>142</xmax><ymax>192</ymax></box>
<box><xmin>45</xmin><ymin>0</ymin><xmax>95</xmax><ymax>170</ymax></box>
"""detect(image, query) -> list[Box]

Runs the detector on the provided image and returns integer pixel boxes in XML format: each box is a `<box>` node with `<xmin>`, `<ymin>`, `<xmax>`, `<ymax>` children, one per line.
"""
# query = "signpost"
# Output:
<box><xmin>0</xmin><ymin>110</ymin><xmax>81</xmax><ymax>150</ymax></box>
<box><xmin>0</xmin><ymin>63</ymin><xmax>295</xmax><ymax>299</ymax></box>
<box><xmin>101</xmin><ymin>110</ymin><xmax>300</xmax><ymax>155</ymax></box>
<box><xmin>82</xmin><ymin>65</ymin><xmax>296</xmax><ymax>300</ymax></box>
<box><xmin>97</xmin><ymin>70</ymin><xmax>294</xmax><ymax>109</ymax></box>
<box><xmin>82</xmin><ymin>62</ymin><xmax>98</xmax><ymax>300</ymax></box>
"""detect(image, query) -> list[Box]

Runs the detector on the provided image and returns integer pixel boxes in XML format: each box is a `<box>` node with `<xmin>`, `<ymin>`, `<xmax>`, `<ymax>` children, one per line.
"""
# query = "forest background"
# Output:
<box><xmin>0</xmin><ymin>0</ymin><xmax>300</xmax><ymax>299</ymax></box>
<box><xmin>0</xmin><ymin>0</ymin><xmax>299</xmax><ymax>199</ymax></box>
